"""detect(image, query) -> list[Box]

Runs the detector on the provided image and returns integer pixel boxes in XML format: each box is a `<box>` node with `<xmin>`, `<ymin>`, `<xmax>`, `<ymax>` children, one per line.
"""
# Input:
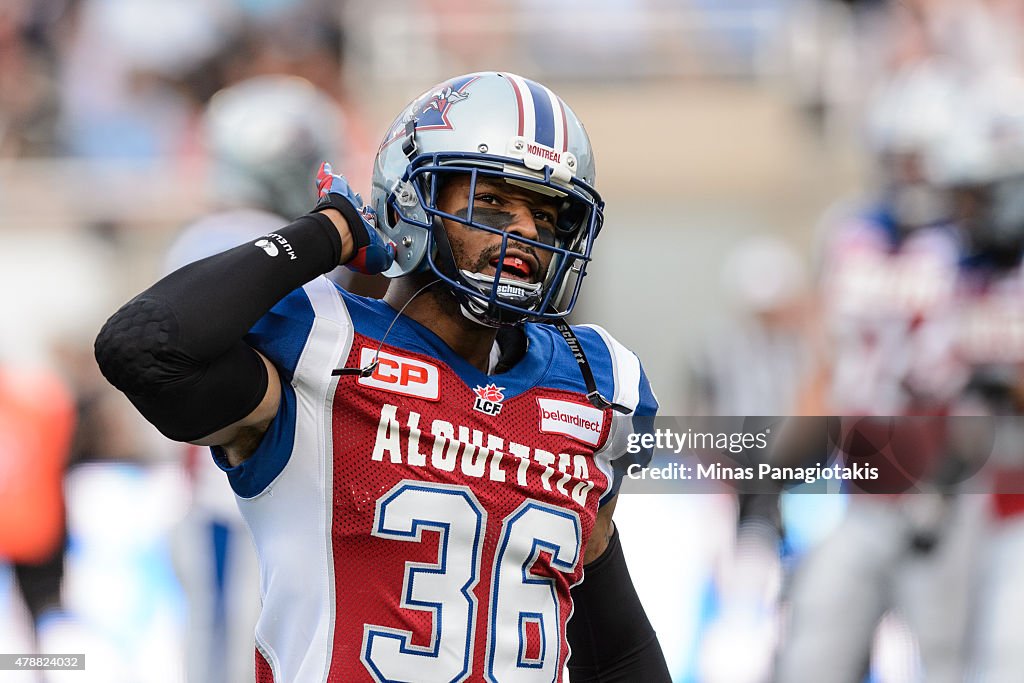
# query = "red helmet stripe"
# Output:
<box><xmin>504</xmin><ymin>73</ymin><xmax>530</xmax><ymax>139</ymax></box>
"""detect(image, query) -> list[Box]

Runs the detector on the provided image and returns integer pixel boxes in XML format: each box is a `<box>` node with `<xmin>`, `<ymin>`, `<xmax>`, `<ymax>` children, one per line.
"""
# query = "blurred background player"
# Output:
<box><xmin>165</xmin><ymin>73</ymin><xmax>354</xmax><ymax>683</ymax></box>
<box><xmin>0</xmin><ymin>363</ymin><xmax>75</xmax><ymax>658</ymax></box>
<box><xmin>687</xmin><ymin>235</ymin><xmax>814</xmax><ymax>418</ymax></box>
<box><xmin>815</xmin><ymin>61</ymin><xmax>964</xmax><ymax>416</ymax></box>
<box><xmin>937</xmin><ymin>72</ymin><xmax>1024</xmax><ymax>683</ymax></box>
<box><xmin>776</xmin><ymin>60</ymin><xmax>982</xmax><ymax>683</ymax></box>
<box><xmin>682</xmin><ymin>236</ymin><xmax>811</xmax><ymax>682</ymax></box>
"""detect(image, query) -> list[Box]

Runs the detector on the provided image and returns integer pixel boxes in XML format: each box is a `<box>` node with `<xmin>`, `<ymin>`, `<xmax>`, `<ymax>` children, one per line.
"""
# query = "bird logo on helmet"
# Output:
<box><xmin>370</xmin><ymin>71</ymin><xmax>604</xmax><ymax>327</ymax></box>
<box><xmin>380</xmin><ymin>76</ymin><xmax>479</xmax><ymax>151</ymax></box>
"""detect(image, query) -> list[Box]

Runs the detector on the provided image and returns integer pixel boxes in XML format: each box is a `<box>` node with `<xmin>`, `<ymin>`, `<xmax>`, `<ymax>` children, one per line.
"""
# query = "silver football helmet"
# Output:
<box><xmin>865</xmin><ymin>62</ymin><xmax>959</xmax><ymax>232</ymax></box>
<box><xmin>203</xmin><ymin>75</ymin><xmax>346</xmax><ymax>220</ymax></box>
<box><xmin>370</xmin><ymin>72</ymin><xmax>604</xmax><ymax>326</ymax></box>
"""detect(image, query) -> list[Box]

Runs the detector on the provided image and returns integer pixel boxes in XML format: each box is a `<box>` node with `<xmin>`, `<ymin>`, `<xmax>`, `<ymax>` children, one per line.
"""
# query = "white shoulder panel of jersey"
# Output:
<box><xmin>576</xmin><ymin>324</ymin><xmax>655</xmax><ymax>506</ymax></box>
<box><xmin>240</xmin><ymin>275</ymin><xmax>353</xmax><ymax>683</ymax></box>
<box><xmin>291</xmin><ymin>277</ymin><xmax>354</xmax><ymax>387</ymax></box>
<box><xmin>577</xmin><ymin>323</ymin><xmax>643</xmax><ymax>413</ymax></box>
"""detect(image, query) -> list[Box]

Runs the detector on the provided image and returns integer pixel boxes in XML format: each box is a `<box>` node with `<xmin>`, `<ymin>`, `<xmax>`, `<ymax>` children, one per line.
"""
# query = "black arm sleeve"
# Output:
<box><xmin>567</xmin><ymin>528</ymin><xmax>672</xmax><ymax>682</ymax></box>
<box><xmin>94</xmin><ymin>213</ymin><xmax>342</xmax><ymax>442</ymax></box>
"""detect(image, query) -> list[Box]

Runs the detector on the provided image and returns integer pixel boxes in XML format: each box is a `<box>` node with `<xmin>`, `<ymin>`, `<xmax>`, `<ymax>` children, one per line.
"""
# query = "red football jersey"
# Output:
<box><xmin>217</xmin><ymin>278</ymin><xmax>657</xmax><ymax>682</ymax></box>
<box><xmin>956</xmin><ymin>261</ymin><xmax>1024</xmax><ymax>519</ymax></box>
<box><xmin>821</xmin><ymin>216</ymin><xmax>962</xmax><ymax>414</ymax></box>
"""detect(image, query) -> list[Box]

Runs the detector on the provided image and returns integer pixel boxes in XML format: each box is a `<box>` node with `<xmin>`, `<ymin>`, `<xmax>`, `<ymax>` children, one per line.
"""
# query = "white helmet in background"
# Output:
<box><xmin>865</xmin><ymin>62</ymin><xmax>959</xmax><ymax>160</ymax></box>
<box><xmin>932</xmin><ymin>72</ymin><xmax>1024</xmax><ymax>261</ymax></box>
<box><xmin>203</xmin><ymin>75</ymin><xmax>346</xmax><ymax>219</ymax></box>
<box><xmin>864</xmin><ymin>62</ymin><xmax>959</xmax><ymax>231</ymax></box>
<box><xmin>930</xmin><ymin>71</ymin><xmax>1024</xmax><ymax>186</ymax></box>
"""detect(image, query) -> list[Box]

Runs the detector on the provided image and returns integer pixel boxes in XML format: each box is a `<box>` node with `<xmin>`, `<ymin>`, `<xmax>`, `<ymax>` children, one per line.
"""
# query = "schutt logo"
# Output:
<box><xmin>473</xmin><ymin>383</ymin><xmax>505</xmax><ymax>416</ymax></box>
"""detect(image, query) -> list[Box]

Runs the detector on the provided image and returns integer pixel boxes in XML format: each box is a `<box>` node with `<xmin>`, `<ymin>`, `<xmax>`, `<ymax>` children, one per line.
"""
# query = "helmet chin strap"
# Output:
<box><xmin>458</xmin><ymin>270</ymin><xmax>543</xmax><ymax>327</ymax></box>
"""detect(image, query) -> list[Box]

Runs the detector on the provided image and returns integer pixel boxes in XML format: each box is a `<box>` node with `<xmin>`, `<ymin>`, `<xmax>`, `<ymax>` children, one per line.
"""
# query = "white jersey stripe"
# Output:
<box><xmin>243</xmin><ymin>277</ymin><xmax>354</xmax><ymax>683</ymax></box>
<box><xmin>579</xmin><ymin>324</ymin><xmax>641</xmax><ymax>412</ymax></box>
<box><xmin>578</xmin><ymin>324</ymin><xmax>643</xmax><ymax>505</ymax></box>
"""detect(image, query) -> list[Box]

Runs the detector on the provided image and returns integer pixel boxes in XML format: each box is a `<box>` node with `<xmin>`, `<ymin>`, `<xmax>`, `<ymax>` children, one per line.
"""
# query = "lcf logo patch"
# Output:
<box><xmin>472</xmin><ymin>383</ymin><xmax>505</xmax><ymax>416</ymax></box>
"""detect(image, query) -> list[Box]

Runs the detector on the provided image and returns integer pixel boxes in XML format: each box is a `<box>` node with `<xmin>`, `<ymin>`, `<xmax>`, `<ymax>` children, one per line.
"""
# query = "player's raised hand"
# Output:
<box><xmin>313</xmin><ymin>161</ymin><xmax>396</xmax><ymax>274</ymax></box>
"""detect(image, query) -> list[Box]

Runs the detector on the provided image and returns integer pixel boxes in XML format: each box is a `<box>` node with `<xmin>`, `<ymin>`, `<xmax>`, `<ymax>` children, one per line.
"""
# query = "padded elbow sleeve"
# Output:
<box><xmin>567</xmin><ymin>528</ymin><xmax>671</xmax><ymax>682</ymax></box>
<box><xmin>95</xmin><ymin>213</ymin><xmax>339</xmax><ymax>441</ymax></box>
<box><xmin>94</xmin><ymin>296</ymin><xmax>270</xmax><ymax>442</ymax></box>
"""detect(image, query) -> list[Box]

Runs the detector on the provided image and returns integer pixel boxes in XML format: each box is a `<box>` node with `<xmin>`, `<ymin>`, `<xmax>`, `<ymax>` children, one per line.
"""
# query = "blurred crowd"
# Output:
<box><xmin>0</xmin><ymin>0</ymin><xmax>361</xmax><ymax>159</ymax></box>
<box><xmin>4</xmin><ymin>0</ymin><xmax>1024</xmax><ymax>681</ymax></box>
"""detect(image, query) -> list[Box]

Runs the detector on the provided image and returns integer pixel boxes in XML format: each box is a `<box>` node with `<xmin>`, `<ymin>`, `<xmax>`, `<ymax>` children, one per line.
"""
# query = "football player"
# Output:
<box><xmin>818</xmin><ymin>62</ymin><xmax>965</xmax><ymax>415</ymax></box>
<box><xmin>943</xmin><ymin>73</ymin><xmax>1024</xmax><ymax>683</ymax></box>
<box><xmin>0</xmin><ymin>365</ymin><xmax>75</xmax><ymax>650</ymax></box>
<box><xmin>776</xmin><ymin>62</ymin><xmax>978</xmax><ymax>683</ymax></box>
<box><xmin>95</xmin><ymin>72</ymin><xmax>669</xmax><ymax>682</ymax></box>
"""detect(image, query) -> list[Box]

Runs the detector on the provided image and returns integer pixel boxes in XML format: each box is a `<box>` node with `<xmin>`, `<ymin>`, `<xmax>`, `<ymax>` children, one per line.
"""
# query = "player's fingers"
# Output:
<box><xmin>347</xmin><ymin>241</ymin><xmax>396</xmax><ymax>274</ymax></box>
<box><xmin>316</xmin><ymin>161</ymin><xmax>334</xmax><ymax>196</ymax></box>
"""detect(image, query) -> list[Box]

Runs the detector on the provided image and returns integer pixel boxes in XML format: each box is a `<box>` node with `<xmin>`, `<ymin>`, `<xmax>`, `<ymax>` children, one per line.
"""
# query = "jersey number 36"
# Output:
<box><xmin>360</xmin><ymin>480</ymin><xmax>582</xmax><ymax>683</ymax></box>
